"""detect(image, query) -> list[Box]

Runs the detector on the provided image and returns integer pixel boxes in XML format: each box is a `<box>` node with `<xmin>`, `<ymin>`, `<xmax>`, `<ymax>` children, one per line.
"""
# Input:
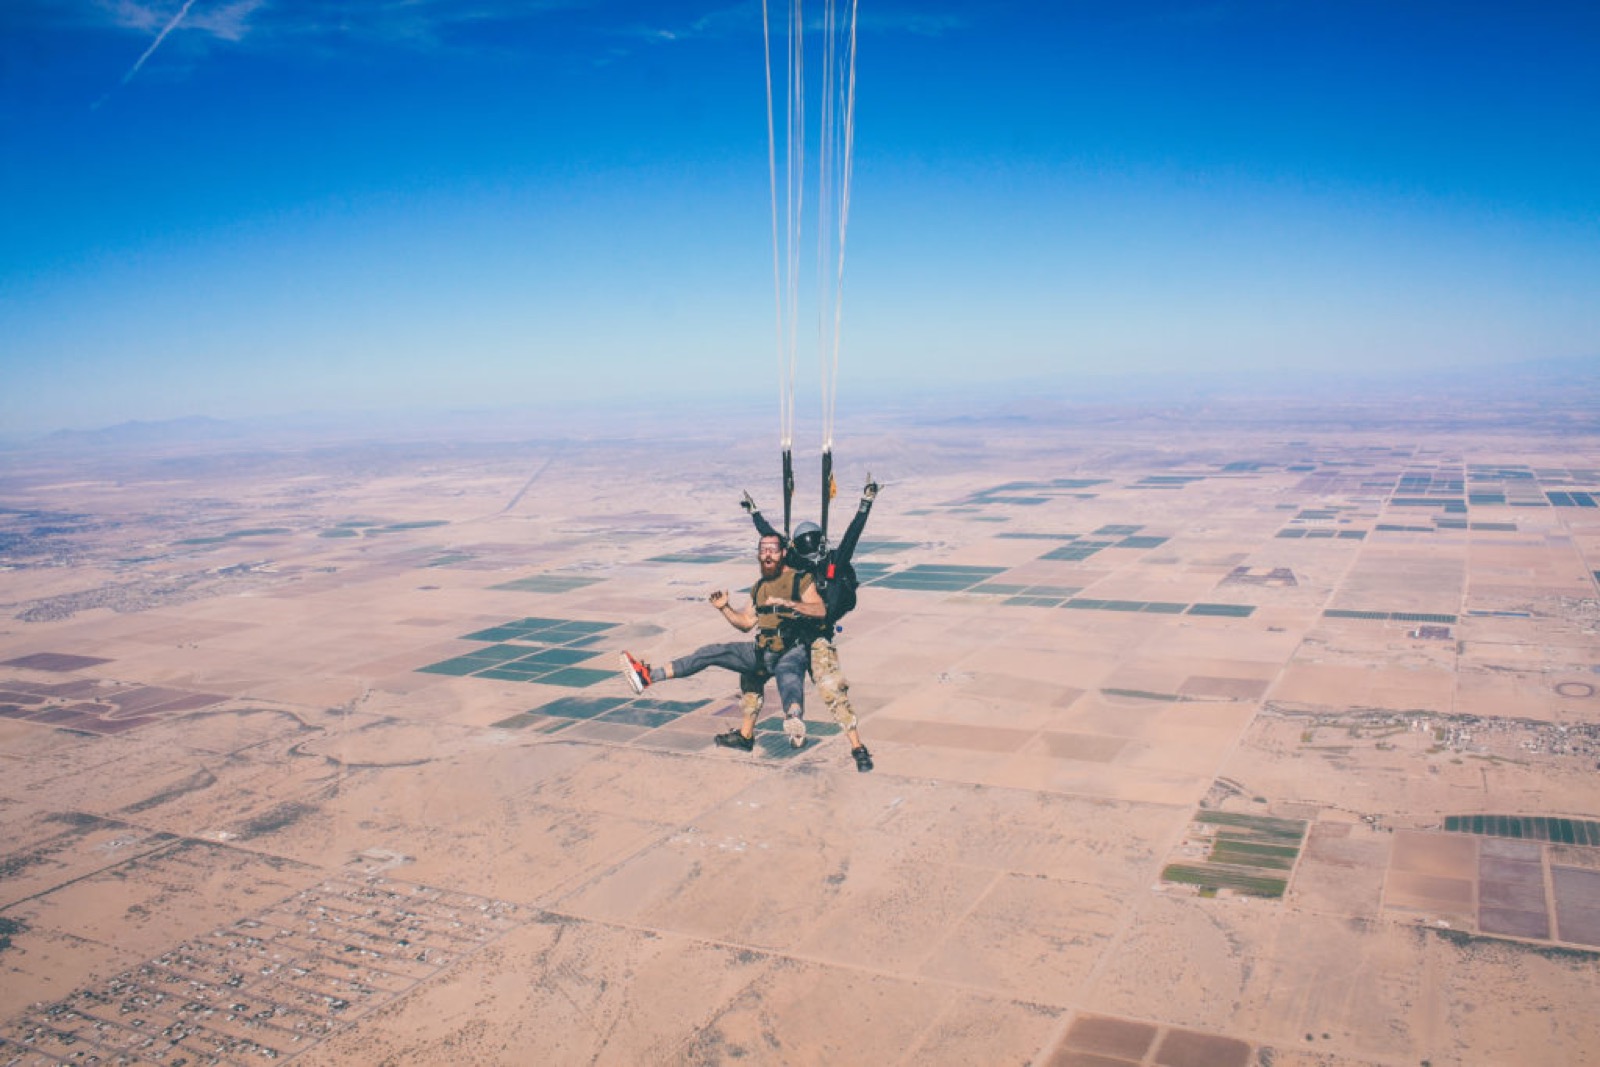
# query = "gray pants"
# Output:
<box><xmin>669</xmin><ymin>640</ymin><xmax>810</xmax><ymax>716</ymax></box>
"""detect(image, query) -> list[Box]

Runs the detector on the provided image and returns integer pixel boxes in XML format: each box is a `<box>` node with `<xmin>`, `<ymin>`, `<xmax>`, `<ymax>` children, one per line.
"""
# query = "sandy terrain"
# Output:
<box><xmin>1</xmin><ymin>406</ymin><xmax>1598</xmax><ymax>1065</ymax></box>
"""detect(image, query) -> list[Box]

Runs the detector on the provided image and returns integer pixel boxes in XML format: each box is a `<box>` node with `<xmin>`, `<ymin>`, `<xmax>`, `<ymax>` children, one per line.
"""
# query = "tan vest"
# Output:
<box><xmin>752</xmin><ymin>567</ymin><xmax>815</xmax><ymax>652</ymax></box>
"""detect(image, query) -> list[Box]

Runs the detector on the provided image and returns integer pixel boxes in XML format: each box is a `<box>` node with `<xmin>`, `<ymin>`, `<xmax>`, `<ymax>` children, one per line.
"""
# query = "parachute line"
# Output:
<box><xmin>761</xmin><ymin>1</ymin><xmax>787</xmax><ymax>451</ymax></box>
<box><xmin>820</xmin><ymin>0</ymin><xmax>857</xmax><ymax>453</ymax></box>
<box><xmin>763</xmin><ymin>0</ymin><xmax>859</xmax><ymax>519</ymax></box>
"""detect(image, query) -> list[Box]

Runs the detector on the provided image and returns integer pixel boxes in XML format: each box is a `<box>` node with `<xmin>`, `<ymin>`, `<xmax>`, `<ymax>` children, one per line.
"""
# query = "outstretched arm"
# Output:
<box><xmin>742</xmin><ymin>491</ymin><xmax>782</xmax><ymax>540</ymax></box>
<box><xmin>832</xmin><ymin>478</ymin><xmax>878</xmax><ymax>564</ymax></box>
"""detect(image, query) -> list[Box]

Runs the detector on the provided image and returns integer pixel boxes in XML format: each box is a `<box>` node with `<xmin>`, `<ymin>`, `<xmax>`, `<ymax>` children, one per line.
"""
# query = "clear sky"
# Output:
<box><xmin>2</xmin><ymin>1</ymin><xmax>1597</xmax><ymax>434</ymax></box>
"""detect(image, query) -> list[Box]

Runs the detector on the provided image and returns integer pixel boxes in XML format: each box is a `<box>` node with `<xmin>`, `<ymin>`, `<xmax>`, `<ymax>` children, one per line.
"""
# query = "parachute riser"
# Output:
<box><xmin>819</xmin><ymin>448</ymin><xmax>834</xmax><ymax>540</ymax></box>
<box><xmin>782</xmin><ymin>449</ymin><xmax>796</xmax><ymax>539</ymax></box>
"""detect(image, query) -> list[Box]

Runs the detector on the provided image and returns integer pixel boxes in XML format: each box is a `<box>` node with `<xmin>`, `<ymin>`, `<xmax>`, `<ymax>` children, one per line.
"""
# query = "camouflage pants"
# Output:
<box><xmin>808</xmin><ymin>637</ymin><xmax>857</xmax><ymax>731</ymax></box>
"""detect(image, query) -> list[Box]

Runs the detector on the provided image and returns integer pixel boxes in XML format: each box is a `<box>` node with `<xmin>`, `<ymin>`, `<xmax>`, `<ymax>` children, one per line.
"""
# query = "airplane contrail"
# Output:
<box><xmin>122</xmin><ymin>0</ymin><xmax>202</xmax><ymax>84</ymax></box>
<box><xmin>94</xmin><ymin>0</ymin><xmax>201</xmax><ymax>107</ymax></box>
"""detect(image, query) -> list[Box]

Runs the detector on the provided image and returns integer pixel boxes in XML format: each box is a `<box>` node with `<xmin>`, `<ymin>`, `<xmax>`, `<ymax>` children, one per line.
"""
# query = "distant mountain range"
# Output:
<box><xmin>39</xmin><ymin>415</ymin><xmax>250</xmax><ymax>449</ymax></box>
<box><xmin>3</xmin><ymin>357</ymin><xmax>1592</xmax><ymax>454</ymax></box>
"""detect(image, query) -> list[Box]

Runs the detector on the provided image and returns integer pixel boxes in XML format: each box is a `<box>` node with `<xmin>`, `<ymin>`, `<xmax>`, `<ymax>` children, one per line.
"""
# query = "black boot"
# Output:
<box><xmin>715</xmin><ymin>728</ymin><xmax>755</xmax><ymax>752</ymax></box>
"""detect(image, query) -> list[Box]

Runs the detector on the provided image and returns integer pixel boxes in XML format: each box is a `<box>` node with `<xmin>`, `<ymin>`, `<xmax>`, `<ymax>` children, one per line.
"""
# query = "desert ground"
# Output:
<box><xmin>1</xmin><ymin>398</ymin><xmax>1598</xmax><ymax>1065</ymax></box>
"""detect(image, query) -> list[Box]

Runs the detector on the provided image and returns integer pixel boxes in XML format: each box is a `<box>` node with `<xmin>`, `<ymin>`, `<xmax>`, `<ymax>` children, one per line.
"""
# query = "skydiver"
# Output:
<box><xmin>742</xmin><ymin>477</ymin><xmax>877</xmax><ymax>773</ymax></box>
<box><xmin>619</xmin><ymin>533</ymin><xmax>823</xmax><ymax>752</ymax></box>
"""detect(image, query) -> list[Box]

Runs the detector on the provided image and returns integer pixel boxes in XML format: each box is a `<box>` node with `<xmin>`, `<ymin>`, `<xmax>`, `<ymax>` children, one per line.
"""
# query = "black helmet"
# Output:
<box><xmin>791</xmin><ymin>521</ymin><xmax>826</xmax><ymax>567</ymax></box>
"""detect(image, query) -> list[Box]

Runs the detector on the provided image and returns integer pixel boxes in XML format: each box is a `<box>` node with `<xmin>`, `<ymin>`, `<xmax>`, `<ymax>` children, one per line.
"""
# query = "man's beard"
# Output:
<box><xmin>759</xmin><ymin>557</ymin><xmax>783</xmax><ymax>579</ymax></box>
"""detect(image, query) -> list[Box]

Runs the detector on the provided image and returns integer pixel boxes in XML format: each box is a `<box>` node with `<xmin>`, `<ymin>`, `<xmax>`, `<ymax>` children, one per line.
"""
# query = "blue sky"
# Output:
<box><xmin>2</xmin><ymin>1</ymin><xmax>1596</xmax><ymax>434</ymax></box>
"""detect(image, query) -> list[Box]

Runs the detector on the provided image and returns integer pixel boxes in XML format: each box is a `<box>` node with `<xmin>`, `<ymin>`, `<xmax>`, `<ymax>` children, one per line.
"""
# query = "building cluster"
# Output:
<box><xmin>1270</xmin><ymin>703</ymin><xmax>1600</xmax><ymax>766</ymax></box>
<box><xmin>0</xmin><ymin>875</ymin><xmax>523</xmax><ymax>1063</ymax></box>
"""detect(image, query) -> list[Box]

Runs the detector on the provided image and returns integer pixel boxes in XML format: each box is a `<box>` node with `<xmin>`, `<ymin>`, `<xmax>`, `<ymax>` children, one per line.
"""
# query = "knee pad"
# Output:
<box><xmin>817</xmin><ymin>678</ymin><xmax>856</xmax><ymax>729</ymax></box>
<box><xmin>816</xmin><ymin>672</ymin><xmax>848</xmax><ymax>704</ymax></box>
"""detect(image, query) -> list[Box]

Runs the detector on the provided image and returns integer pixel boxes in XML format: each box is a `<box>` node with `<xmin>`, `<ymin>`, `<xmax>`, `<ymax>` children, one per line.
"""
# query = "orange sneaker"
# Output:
<box><xmin>618</xmin><ymin>651</ymin><xmax>652</xmax><ymax>694</ymax></box>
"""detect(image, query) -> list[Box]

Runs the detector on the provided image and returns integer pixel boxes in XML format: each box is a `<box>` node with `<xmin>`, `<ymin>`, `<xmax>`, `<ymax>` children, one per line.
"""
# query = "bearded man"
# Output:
<box><xmin>619</xmin><ymin>533</ymin><xmax>824</xmax><ymax>751</ymax></box>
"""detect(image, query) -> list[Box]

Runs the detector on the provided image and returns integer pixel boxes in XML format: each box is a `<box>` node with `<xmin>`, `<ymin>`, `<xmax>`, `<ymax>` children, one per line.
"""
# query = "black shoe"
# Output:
<box><xmin>852</xmin><ymin>745</ymin><xmax>873</xmax><ymax>772</ymax></box>
<box><xmin>714</xmin><ymin>728</ymin><xmax>755</xmax><ymax>752</ymax></box>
